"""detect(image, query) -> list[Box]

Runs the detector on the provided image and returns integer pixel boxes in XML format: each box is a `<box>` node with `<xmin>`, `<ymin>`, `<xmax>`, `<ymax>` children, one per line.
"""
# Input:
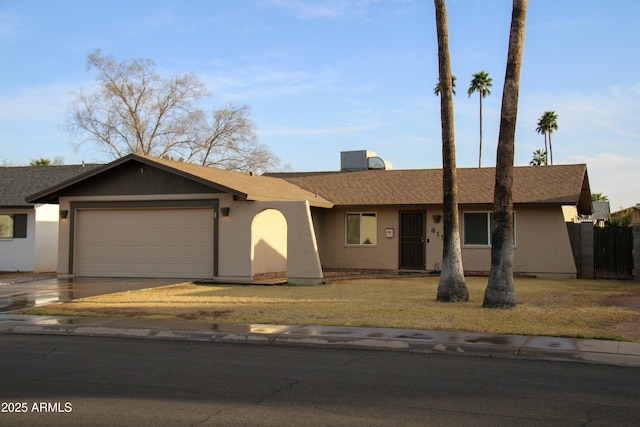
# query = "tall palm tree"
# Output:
<box><xmin>433</xmin><ymin>75</ymin><xmax>457</xmax><ymax>96</ymax></box>
<box><xmin>529</xmin><ymin>149</ymin><xmax>546</xmax><ymax>166</ymax></box>
<box><xmin>483</xmin><ymin>0</ymin><xmax>527</xmax><ymax>309</ymax></box>
<box><xmin>434</xmin><ymin>0</ymin><xmax>468</xmax><ymax>302</ymax></box>
<box><xmin>536</xmin><ymin>111</ymin><xmax>558</xmax><ymax>165</ymax></box>
<box><xmin>468</xmin><ymin>71</ymin><xmax>493</xmax><ymax>168</ymax></box>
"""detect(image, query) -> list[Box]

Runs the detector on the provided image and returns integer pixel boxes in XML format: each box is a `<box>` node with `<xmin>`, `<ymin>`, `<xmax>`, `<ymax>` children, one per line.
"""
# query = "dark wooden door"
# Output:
<box><xmin>400</xmin><ymin>211</ymin><xmax>426</xmax><ymax>270</ymax></box>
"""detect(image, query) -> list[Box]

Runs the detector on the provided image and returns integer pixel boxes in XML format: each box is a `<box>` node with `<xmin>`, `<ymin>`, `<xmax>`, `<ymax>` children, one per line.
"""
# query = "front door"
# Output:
<box><xmin>399</xmin><ymin>211</ymin><xmax>426</xmax><ymax>270</ymax></box>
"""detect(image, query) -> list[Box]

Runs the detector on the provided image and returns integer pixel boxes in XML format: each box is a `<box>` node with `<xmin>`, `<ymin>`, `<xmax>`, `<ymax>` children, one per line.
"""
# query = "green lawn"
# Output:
<box><xmin>19</xmin><ymin>276</ymin><xmax>640</xmax><ymax>342</ymax></box>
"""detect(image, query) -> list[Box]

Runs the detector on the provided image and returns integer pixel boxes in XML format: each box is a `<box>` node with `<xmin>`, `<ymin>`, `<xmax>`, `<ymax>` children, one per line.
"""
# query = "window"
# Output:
<box><xmin>463</xmin><ymin>212</ymin><xmax>515</xmax><ymax>246</ymax></box>
<box><xmin>0</xmin><ymin>214</ymin><xmax>27</xmax><ymax>239</ymax></box>
<box><xmin>346</xmin><ymin>213</ymin><xmax>377</xmax><ymax>245</ymax></box>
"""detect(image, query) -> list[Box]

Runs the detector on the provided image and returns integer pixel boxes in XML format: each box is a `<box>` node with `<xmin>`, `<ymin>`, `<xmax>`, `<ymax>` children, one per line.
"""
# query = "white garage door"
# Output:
<box><xmin>75</xmin><ymin>208</ymin><xmax>214</xmax><ymax>279</ymax></box>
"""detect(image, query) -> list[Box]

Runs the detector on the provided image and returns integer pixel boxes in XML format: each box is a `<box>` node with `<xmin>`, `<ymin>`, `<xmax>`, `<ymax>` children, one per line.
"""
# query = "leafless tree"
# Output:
<box><xmin>67</xmin><ymin>50</ymin><xmax>282</xmax><ymax>173</ymax></box>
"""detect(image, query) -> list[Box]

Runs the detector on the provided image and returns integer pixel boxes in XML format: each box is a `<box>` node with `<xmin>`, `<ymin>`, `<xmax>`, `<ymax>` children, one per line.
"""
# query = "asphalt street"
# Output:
<box><xmin>1</xmin><ymin>334</ymin><xmax>639</xmax><ymax>426</ymax></box>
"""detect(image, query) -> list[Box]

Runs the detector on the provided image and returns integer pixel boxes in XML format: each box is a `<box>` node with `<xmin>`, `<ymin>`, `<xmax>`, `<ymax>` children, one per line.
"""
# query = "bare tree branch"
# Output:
<box><xmin>66</xmin><ymin>50</ymin><xmax>281</xmax><ymax>172</ymax></box>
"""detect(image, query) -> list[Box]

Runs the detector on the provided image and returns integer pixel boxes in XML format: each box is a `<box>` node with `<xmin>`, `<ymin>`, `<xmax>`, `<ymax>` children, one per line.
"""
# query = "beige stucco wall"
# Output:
<box><xmin>315</xmin><ymin>205</ymin><xmax>577</xmax><ymax>278</ymax></box>
<box><xmin>58</xmin><ymin>194</ymin><xmax>323</xmax><ymax>284</ymax></box>
<box><xmin>218</xmin><ymin>199</ymin><xmax>323</xmax><ymax>284</ymax></box>
<box><xmin>513</xmin><ymin>207</ymin><xmax>577</xmax><ymax>277</ymax></box>
<box><xmin>315</xmin><ymin>207</ymin><xmax>400</xmax><ymax>269</ymax></box>
<box><xmin>459</xmin><ymin>207</ymin><xmax>577</xmax><ymax>277</ymax></box>
<box><xmin>314</xmin><ymin>207</ymin><xmax>446</xmax><ymax>271</ymax></box>
<box><xmin>55</xmin><ymin>191</ymin><xmax>577</xmax><ymax>281</ymax></box>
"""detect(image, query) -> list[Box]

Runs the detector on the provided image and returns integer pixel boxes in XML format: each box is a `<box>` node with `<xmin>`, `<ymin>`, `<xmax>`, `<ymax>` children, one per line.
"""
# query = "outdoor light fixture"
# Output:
<box><xmin>60</xmin><ymin>210</ymin><xmax>69</xmax><ymax>220</ymax></box>
<box><xmin>433</xmin><ymin>214</ymin><xmax>442</xmax><ymax>224</ymax></box>
<box><xmin>221</xmin><ymin>207</ymin><xmax>230</xmax><ymax>217</ymax></box>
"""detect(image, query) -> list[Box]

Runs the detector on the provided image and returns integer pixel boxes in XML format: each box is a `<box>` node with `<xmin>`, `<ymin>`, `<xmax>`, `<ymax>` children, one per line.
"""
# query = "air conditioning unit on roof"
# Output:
<box><xmin>340</xmin><ymin>150</ymin><xmax>393</xmax><ymax>171</ymax></box>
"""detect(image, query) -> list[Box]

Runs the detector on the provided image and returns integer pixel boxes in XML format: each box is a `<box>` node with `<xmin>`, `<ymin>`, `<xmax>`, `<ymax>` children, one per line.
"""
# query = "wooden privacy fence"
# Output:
<box><xmin>567</xmin><ymin>223</ymin><xmax>635</xmax><ymax>280</ymax></box>
<box><xmin>594</xmin><ymin>227</ymin><xmax>633</xmax><ymax>280</ymax></box>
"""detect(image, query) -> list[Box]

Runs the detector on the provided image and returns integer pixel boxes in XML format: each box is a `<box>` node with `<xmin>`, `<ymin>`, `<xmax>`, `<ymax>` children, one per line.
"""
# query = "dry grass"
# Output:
<box><xmin>19</xmin><ymin>276</ymin><xmax>640</xmax><ymax>342</ymax></box>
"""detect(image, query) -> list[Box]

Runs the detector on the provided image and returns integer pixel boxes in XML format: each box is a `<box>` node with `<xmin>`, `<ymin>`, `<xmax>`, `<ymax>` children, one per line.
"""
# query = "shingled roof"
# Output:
<box><xmin>22</xmin><ymin>155</ymin><xmax>591</xmax><ymax>214</ymax></box>
<box><xmin>143</xmin><ymin>155</ymin><xmax>334</xmax><ymax>207</ymax></box>
<box><xmin>268</xmin><ymin>164</ymin><xmax>592</xmax><ymax>214</ymax></box>
<box><xmin>0</xmin><ymin>164</ymin><xmax>102</xmax><ymax>208</ymax></box>
<box><xmin>26</xmin><ymin>154</ymin><xmax>334</xmax><ymax>208</ymax></box>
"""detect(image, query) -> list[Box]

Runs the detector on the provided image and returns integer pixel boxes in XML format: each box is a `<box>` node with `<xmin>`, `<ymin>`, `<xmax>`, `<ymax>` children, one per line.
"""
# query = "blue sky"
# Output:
<box><xmin>1</xmin><ymin>0</ymin><xmax>638</xmax><ymax>209</ymax></box>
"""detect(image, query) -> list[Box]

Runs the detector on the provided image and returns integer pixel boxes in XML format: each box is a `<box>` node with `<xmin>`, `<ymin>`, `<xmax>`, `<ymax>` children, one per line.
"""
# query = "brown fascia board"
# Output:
<box><xmin>245</xmin><ymin>194</ymin><xmax>334</xmax><ymax>208</ymax></box>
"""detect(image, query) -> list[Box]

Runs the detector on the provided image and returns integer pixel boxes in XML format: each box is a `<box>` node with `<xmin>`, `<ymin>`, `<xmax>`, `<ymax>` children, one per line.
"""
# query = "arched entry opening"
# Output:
<box><xmin>251</xmin><ymin>209</ymin><xmax>288</xmax><ymax>282</ymax></box>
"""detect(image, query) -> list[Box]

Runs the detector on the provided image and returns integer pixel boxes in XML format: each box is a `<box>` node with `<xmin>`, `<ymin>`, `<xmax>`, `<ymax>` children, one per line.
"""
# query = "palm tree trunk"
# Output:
<box><xmin>434</xmin><ymin>0</ymin><xmax>468</xmax><ymax>302</ymax></box>
<box><xmin>543</xmin><ymin>133</ymin><xmax>548</xmax><ymax>165</ymax></box>
<box><xmin>483</xmin><ymin>0</ymin><xmax>527</xmax><ymax>309</ymax></box>
<box><xmin>479</xmin><ymin>93</ymin><xmax>483</xmax><ymax>168</ymax></box>
<box><xmin>548</xmin><ymin>131</ymin><xmax>553</xmax><ymax>165</ymax></box>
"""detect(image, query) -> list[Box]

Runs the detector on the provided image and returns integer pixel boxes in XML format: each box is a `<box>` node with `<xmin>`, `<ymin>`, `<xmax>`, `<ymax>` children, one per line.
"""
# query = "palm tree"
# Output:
<box><xmin>536</xmin><ymin>111</ymin><xmax>558</xmax><ymax>165</ymax></box>
<box><xmin>468</xmin><ymin>71</ymin><xmax>493</xmax><ymax>168</ymax></box>
<box><xmin>529</xmin><ymin>149</ymin><xmax>546</xmax><ymax>166</ymax></box>
<box><xmin>434</xmin><ymin>0</ymin><xmax>468</xmax><ymax>302</ymax></box>
<box><xmin>433</xmin><ymin>75</ymin><xmax>457</xmax><ymax>96</ymax></box>
<box><xmin>483</xmin><ymin>0</ymin><xmax>527</xmax><ymax>309</ymax></box>
<box><xmin>591</xmin><ymin>192</ymin><xmax>609</xmax><ymax>202</ymax></box>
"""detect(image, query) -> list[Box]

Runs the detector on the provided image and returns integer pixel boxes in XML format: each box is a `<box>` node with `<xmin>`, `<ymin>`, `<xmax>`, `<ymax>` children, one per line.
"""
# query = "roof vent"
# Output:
<box><xmin>340</xmin><ymin>150</ymin><xmax>393</xmax><ymax>171</ymax></box>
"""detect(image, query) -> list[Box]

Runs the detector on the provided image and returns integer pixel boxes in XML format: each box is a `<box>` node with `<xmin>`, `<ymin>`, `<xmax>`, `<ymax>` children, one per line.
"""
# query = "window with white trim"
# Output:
<box><xmin>463</xmin><ymin>212</ymin><xmax>516</xmax><ymax>246</ymax></box>
<box><xmin>345</xmin><ymin>213</ymin><xmax>377</xmax><ymax>245</ymax></box>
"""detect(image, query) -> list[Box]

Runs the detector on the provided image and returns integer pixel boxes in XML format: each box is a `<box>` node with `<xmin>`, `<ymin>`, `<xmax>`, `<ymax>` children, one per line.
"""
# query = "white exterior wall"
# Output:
<box><xmin>0</xmin><ymin>208</ymin><xmax>35</xmax><ymax>272</ymax></box>
<box><xmin>34</xmin><ymin>204</ymin><xmax>59</xmax><ymax>272</ymax></box>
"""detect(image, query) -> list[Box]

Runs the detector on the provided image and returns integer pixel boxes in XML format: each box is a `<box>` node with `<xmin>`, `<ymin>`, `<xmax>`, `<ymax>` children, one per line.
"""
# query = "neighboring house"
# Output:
<box><xmin>610</xmin><ymin>204</ymin><xmax>640</xmax><ymax>226</ymax></box>
<box><xmin>0</xmin><ymin>163</ymin><xmax>101</xmax><ymax>272</ymax></box>
<box><xmin>27</xmin><ymin>152</ymin><xmax>592</xmax><ymax>283</ymax></box>
<box><xmin>577</xmin><ymin>201</ymin><xmax>610</xmax><ymax>227</ymax></box>
<box><xmin>592</xmin><ymin>201</ymin><xmax>611</xmax><ymax>227</ymax></box>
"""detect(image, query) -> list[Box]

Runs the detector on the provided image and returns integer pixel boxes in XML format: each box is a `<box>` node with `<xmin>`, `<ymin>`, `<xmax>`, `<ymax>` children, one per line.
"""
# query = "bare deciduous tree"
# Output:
<box><xmin>67</xmin><ymin>49</ymin><xmax>282</xmax><ymax>173</ymax></box>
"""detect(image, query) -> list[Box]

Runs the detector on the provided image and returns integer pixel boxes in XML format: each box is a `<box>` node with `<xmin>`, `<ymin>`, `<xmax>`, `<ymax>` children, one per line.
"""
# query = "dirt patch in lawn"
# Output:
<box><xmin>601</xmin><ymin>293</ymin><xmax>640</xmax><ymax>341</ymax></box>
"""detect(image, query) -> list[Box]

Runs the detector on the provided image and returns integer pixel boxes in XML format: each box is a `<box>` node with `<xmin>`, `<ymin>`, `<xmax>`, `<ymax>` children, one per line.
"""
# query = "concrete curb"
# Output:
<box><xmin>1</xmin><ymin>314</ymin><xmax>639</xmax><ymax>368</ymax></box>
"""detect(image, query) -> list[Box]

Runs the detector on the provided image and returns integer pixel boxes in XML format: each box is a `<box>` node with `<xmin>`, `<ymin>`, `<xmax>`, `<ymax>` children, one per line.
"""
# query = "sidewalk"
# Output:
<box><xmin>2</xmin><ymin>313</ymin><xmax>639</xmax><ymax>368</ymax></box>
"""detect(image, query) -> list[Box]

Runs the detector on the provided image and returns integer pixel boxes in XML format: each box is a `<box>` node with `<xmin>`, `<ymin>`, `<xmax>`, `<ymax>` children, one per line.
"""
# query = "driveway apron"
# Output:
<box><xmin>0</xmin><ymin>278</ymin><xmax>185</xmax><ymax>312</ymax></box>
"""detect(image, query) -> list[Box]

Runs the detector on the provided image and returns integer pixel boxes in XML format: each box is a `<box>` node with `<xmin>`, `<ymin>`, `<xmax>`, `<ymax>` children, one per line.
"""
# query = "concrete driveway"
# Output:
<box><xmin>0</xmin><ymin>278</ymin><xmax>186</xmax><ymax>312</ymax></box>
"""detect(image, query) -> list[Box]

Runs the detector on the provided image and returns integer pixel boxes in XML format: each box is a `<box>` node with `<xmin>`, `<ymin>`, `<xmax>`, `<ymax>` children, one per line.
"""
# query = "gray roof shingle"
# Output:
<box><xmin>0</xmin><ymin>164</ymin><xmax>102</xmax><ymax>207</ymax></box>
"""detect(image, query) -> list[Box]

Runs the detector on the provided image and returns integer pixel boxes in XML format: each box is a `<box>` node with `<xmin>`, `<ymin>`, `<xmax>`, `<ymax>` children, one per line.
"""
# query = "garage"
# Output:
<box><xmin>74</xmin><ymin>208</ymin><xmax>214</xmax><ymax>279</ymax></box>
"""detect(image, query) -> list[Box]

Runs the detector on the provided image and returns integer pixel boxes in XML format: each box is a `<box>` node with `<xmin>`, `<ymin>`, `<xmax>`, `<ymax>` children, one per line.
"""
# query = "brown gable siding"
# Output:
<box><xmin>59</xmin><ymin>160</ymin><xmax>218</xmax><ymax>197</ymax></box>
